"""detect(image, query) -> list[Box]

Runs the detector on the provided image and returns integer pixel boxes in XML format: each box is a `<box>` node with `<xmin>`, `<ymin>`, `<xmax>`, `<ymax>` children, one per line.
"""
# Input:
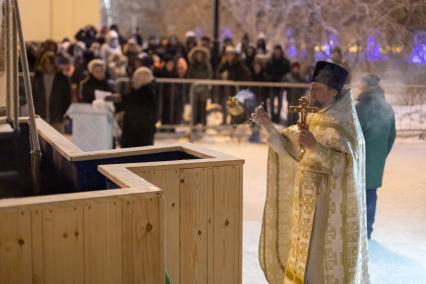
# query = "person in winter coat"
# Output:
<box><xmin>32</xmin><ymin>51</ymin><xmax>71</xmax><ymax>132</ymax></box>
<box><xmin>80</xmin><ymin>59</ymin><xmax>114</xmax><ymax>103</ymax></box>
<box><xmin>156</xmin><ymin>56</ymin><xmax>181</xmax><ymax>127</ymax></box>
<box><xmin>187</xmin><ymin>47</ymin><xmax>213</xmax><ymax>126</ymax></box>
<box><xmin>218</xmin><ymin>46</ymin><xmax>251</xmax><ymax>81</ymax></box>
<box><xmin>100</xmin><ymin>30</ymin><xmax>122</xmax><ymax>62</ymax></box>
<box><xmin>255</xmin><ymin>33</ymin><xmax>268</xmax><ymax>56</ymax></box>
<box><xmin>123</xmin><ymin>39</ymin><xmax>143</xmax><ymax>76</ymax></box>
<box><xmin>250</xmin><ymin>58</ymin><xmax>268</xmax><ymax>111</ymax></box>
<box><xmin>107</xmin><ymin>53</ymin><xmax>128</xmax><ymax>80</ymax></box>
<box><xmin>282</xmin><ymin>62</ymin><xmax>307</xmax><ymax>126</ymax></box>
<box><xmin>121</xmin><ymin>67</ymin><xmax>158</xmax><ymax>147</ymax></box>
<box><xmin>356</xmin><ymin>74</ymin><xmax>396</xmax><ymax>239</ymax></box>
<box><xmin>248</xmin><ymin>58</ymin><xmax>268</xmax><ymax>143</ymax></box>
<box><xmin>175</xmin><ymin>57</ymin><xmax>189</xmax><ymax>122</ymax></box>
<box><xmin>264</xmin><ymin>44</ymin><xmax>291</xmax><ymax>123</ymax></box>
<box><xmin>244</xmin><ymin>46</ymin><xmax>257</xmax><ymax>76</ymax></box>
<box><xmin>217</xmin><ymin>46</ymin><xmax>251</xmax><ymax>123</ymax></box>
<box><xmin>236</xmin><ymin>33</ymin><xmax>250</xmax><ymax>58</ymax></box>
<box><xmin>184</xmin><ymin>31</ymin><xmax>198</xmax><ymax>60</ymax></box>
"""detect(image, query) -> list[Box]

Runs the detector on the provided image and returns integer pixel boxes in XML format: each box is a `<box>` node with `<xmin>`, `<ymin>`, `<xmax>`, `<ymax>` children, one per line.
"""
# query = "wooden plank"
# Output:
<box><xmin>207</xmin><ymin>168</ymin><xmax>214</xmax><ymax>284</ymax></box>
<box><xmin>180</xmin><ymin>168</ymin><xmax>209</xmax><ymax>284</ymax></box>
<box><xmin>124</xmin><ymin>158</ymin><xmax>244</xmax><ymax>173</ymax></box>
<box><xmin>238</xmin><ymin>165</ymin><xmax>243</xmax><ymax>284</ymax></box>
<box><xmin>31</xmin><ymin>206</ymin><xmax>45</xmax><ymax>284</ymax></box>
<box><xmin>141</xmin><ymin>170</ymin><xmax>180</xmax><ymax>284</ymax></box>
<box><xmin>122</xmin><ymin>196</ymin><xmax>162</xmax><ymax>284</ymax></box>
<box><xmin>36</xmin><ymin>118</ymin><xmax>83</xmax><ymax>161</ymax></box>
<box><xmin>0</xmin><ymin>208</ymin><xmax>32</xmax><ymax>284</ymax></box>
<box><xmin>181</xmin><ymin>143</ymin><xmax>243</xmax><ymax>160</ymax></box>
<box><xmin>98</xmin><ymin>165</ymin><xmax>159</xmax><ymax>189</ymax></box>
<box><xmin>84</xmin><ymin>199</ymin><xmax>122</xmax><ymax>284</ymax></box>
<box><xmin>42</xmin><ymin>205</ymin><xmax>84</xmax><ymax>284</ymax></box>
<box><xmin>71</xmin><ymin>145</ymin><xmax>182</xmax><ymax>162</ymax></box>
<box><xmin>0</xmin><ymin>187</ymin><xmax>161</xmax><ymax>209</ymax></box>
<box><xmin>213</xmin><ymin>166</ymin><xmax>241</xmax><ymax>284</ymax></box>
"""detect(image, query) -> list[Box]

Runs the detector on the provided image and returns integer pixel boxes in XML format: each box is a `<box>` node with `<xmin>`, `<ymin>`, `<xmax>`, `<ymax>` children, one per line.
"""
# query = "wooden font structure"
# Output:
<box><xmin>0</xmin><ymin>119</ymin><xmax>244</xmax><ymax>284</ymax></box>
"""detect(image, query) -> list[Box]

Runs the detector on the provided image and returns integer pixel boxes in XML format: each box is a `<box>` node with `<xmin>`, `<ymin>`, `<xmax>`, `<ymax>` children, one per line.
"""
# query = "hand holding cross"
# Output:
<box><xmin>289</xmin><ymin>96</ymin><xmax>319</xmax><ymax>158</ymax></box>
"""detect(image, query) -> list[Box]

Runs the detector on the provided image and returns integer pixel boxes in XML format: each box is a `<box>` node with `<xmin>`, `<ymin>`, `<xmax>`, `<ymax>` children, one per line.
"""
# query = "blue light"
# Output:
<box><xmin>327</xmin><ymin>32</ymin><xmax>339</xmax><ymax>48</ymax></box>
<box><xmin>409</xmin><ymin>32</ymin><xmax>426</xmax><ymax>64</ymax></box>
<box><xmin>287</xmin><ymin>45</ymin><xmax>297</xmax><ymax>58</ymax></box>
<box><xmin>221</xmin><ymin>28</ymin><xmax>233</xmax><ymax>41</ymax></box>
<box><xmin>314</xmin><ymin>44</ymin><xmax>331</xmax><ymax>61</ymax></box>
<box><xmin>314</xmin><ymin>51</ymin><xmax>327</xmax><ymax>61</ymax></box>
<box><xmin>314</xmin><ymin>32</ymin><xmax>337</xmax><ymax>61</ymax></box>
<box><xmin>366</xmin><ymin>35</ymin><xmax>385</xmax><ymax>61</ymax></box>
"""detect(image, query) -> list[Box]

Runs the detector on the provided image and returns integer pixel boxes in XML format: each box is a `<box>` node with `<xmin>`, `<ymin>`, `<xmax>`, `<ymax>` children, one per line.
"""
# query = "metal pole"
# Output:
<box><xmin>12</xmin><ymin>5</ymin><xmax>19</xmax><ymax>131</ymax></box>
<box><xmin>13</xmin><ymin>0</ymin><xmax>41</xmax><ymax>194</ymax></box>
<box><xmin>170</xmin><ymin>83</ymin><xmax>174</xmax><ymax>126</ymax></box>
<box><xmin>159</xmin><ymin>82</ymin><xmax>164</xmax><ymax>127</ymax></box>
<box><xmin>189</xmin><ymin>82</ymin><xmax>197</xmax><ymax>142</ymax></box>
<box><xmin>5</xmin><ymin>0</ymin><xmax>11</xmax><ymax>122</ymax></box>
<box><xmin>213</xmin><ymin>0</ymin><xmax>220</xmax><ymax>78</ymax></box>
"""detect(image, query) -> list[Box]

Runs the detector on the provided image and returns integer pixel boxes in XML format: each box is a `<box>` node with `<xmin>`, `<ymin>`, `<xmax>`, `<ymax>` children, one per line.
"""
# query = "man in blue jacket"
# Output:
<box><xmin>356</xmin><ymin>74</ymin><xmax>396</xmax><ymax>239</ymax></box>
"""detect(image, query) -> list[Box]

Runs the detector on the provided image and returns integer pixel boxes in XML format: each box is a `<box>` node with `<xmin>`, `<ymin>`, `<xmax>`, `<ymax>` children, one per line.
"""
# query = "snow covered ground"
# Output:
<box><xmin>157</xmin><ymin>133</ymin><xmax>426</xmax><ymax>284</ymax></box>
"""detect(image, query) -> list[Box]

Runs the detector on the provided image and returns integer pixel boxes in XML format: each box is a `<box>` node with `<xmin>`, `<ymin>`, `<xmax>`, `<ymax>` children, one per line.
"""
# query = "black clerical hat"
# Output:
<box><xmin>311</xmin><ymin>61</ymin><xmax>348</xmax><ymax>92</ymax></box>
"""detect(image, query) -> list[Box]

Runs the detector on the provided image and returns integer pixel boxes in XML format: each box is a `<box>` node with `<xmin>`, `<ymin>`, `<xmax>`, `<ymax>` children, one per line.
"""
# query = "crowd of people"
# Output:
<box><xmin>25</xmin><ymin>24</ymin><xmax>350</xmax><ymax>147</ymax></box>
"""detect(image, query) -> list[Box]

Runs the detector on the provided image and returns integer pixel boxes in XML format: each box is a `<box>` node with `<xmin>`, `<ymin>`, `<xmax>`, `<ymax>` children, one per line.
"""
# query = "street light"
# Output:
<box><xmin>213</xmin><ymin>0</ymin><xmax>220</xmax><ymax>77</ymax></box>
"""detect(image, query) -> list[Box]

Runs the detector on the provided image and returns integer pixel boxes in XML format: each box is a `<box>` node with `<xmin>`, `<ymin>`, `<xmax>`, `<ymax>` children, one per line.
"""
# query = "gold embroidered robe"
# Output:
<box><xmin>259</xmin><ymin>91</ymin><xmax>369</xmax><ymax>284</ymax></box>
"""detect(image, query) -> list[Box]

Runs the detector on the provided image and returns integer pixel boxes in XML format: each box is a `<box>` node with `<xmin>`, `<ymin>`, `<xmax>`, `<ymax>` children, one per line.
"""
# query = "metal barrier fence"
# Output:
<box><xmin>20</xmin><ymin>74</ymin><xmax>426</xmax><ymax>139</ymax></box>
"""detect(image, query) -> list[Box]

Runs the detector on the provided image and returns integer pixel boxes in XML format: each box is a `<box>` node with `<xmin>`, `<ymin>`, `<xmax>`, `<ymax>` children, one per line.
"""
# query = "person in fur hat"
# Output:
<box><xmin>121</xmin><ymin>67</ymin><xmax>158</xmax><ymax>147</ymax></box>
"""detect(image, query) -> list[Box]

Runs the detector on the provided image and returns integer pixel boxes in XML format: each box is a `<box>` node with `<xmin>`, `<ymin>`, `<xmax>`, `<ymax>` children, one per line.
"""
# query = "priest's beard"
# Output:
<box><xmin>310</xmin><ymin>98</ymin><xmax>323</xmax><ymax>108</ymax></box>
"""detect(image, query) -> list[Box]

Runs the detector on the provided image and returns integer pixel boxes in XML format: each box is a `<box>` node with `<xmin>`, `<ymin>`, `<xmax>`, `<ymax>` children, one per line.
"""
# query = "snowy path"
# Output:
<box><xmin>158</xmin><ymin>137</ymin><xmax>426</xmax><ymax>283</ymax></box>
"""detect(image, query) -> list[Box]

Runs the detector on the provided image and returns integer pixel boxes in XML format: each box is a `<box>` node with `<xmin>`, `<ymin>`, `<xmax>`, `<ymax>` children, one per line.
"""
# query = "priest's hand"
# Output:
<box><xmin>298</xmin><ymin>128</ymin><xmax>318</xmax><ymax>150</ymax></box>
<box><xmin>251</xmin><ymin>106</ymin><xmax>273</xmax><ymax>129</ymax></box>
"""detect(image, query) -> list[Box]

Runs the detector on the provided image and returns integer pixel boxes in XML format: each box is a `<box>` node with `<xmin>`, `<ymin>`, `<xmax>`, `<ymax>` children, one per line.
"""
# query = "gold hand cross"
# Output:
<box><xmin>289</xmin><ymin>96</ymin><xmax>318</xmax><ymax>158</ymax></box>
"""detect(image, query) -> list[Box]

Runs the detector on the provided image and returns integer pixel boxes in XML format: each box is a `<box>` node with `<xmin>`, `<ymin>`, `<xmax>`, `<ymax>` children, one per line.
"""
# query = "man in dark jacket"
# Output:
<box><xmin>264</xmin><ymin>45</ymin><xmax>290</xmax><ymax>123</ymax></box>
<box><xmin>356</xmin><ymin>74</ymin><xmax>396</xmax><ymax>239</ymax></box>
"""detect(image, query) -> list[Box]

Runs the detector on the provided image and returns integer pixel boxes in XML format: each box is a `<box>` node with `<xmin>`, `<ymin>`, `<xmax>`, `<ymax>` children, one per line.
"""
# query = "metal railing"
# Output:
<box><xmin>19</xmin><ymin>74</ymin><xmax>426</xmax><ymax>139</ymax></box>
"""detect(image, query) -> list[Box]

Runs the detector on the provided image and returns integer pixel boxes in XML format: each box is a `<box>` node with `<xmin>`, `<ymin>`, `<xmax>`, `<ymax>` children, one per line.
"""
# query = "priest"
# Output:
<box><xmin>252</xmin><ymin>61</ymin><xmax>369</xmax><ymax>284</ymax></box>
